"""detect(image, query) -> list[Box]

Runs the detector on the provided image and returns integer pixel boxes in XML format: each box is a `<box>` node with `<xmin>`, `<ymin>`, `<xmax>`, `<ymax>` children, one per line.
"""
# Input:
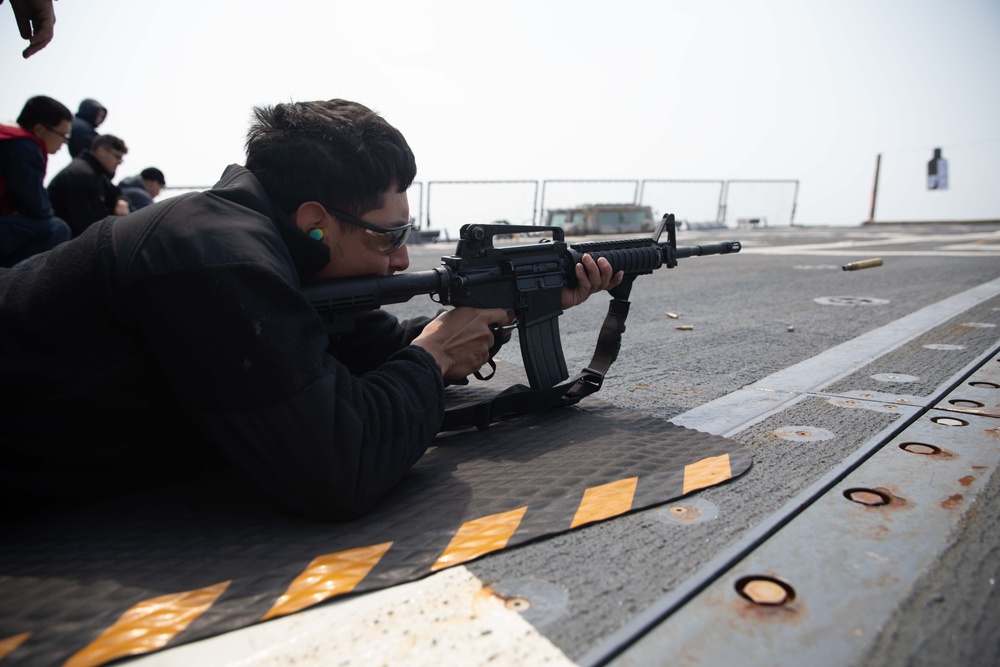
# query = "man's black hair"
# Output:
<box><xmin>140</xmin><ymin>167</ymin><xmax>166</xmax><ymax>185</ymax></box>
<box><xmin>16</xmin><ymin>96</ymin><xmax>72</xmax><ymax>130</ymax></box>
<box><xmin>91</xmin><ymin>134</ymin><xmax>127</xmax><ymax>153</ymax></box>
<box><xmin>245</xmin><ymin>99</ymin><xmax>416</xmax><ymax>218</ymax></box>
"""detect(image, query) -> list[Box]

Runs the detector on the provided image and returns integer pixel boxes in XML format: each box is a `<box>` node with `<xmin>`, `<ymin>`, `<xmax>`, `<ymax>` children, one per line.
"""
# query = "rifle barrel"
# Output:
<box><xmin>674</xmin><ymin>241</ymin><xmax>742</xmax><ymax>259</ymax></box>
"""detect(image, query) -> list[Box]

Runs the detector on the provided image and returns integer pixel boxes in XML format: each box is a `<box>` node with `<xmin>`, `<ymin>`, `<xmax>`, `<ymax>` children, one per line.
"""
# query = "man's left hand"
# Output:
<box><xmin>561</xmin><ymin>253</ymin><xmax>624</xmax><ymax>310</ymax></box>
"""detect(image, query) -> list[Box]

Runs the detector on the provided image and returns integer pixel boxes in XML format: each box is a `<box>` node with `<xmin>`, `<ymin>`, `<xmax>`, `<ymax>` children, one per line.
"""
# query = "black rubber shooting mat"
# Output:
<box><xmin>0</xmin><ymin>396</ymin><xmax>751</xmax><ymax>667</ymax></box>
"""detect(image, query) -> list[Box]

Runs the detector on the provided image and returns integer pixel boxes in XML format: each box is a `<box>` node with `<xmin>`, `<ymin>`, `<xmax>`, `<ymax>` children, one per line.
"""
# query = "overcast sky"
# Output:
<box><xmin>4</xmin><ymin>0</ymin><xmax>999</xmax><ymax>229</ymax></box>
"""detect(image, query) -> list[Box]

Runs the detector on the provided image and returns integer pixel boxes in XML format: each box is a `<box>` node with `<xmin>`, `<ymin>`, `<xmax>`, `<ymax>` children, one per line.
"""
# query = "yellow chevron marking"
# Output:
<box><xmin>431</xmin><ymin>507</ymin><xmax>527</xmax><ymax>572</ymax></box>
<box><xmin>261</xmin><ymin>542</ymin><xmax>393</xmax><ymax>620</ymax></box>
<box><xmin>0</xmin><ymin>632</ymin><xmax>31</xmax><ymax>660</ymax></box>
<box><xmin>683</xmin><ymin>453</ymin><xmax>732</xmax><ymax>494</ymax></box>
<box><xmin>571</xmin><ymin>477</ymin><xmax>638</xmax><ymax>528</ymax></box>
<box><xmin>64</xmin><ymin>581</ymin><xmax>229</xmax><ymax>667</ymax></box>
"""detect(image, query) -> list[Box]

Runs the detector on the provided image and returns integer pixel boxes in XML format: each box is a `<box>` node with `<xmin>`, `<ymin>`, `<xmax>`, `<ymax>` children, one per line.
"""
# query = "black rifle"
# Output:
<box><xmin>304</xmin><ymin>214</ymin><xmax>740</xmax><ymax>397</ymax></box>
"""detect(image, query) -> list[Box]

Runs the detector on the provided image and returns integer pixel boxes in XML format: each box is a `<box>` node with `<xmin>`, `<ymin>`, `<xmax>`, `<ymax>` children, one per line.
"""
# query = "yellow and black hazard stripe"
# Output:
<box><xmin>0</xmin><ymin>449</ymin><xmax>748</xmax><ymax>667</ymax></box>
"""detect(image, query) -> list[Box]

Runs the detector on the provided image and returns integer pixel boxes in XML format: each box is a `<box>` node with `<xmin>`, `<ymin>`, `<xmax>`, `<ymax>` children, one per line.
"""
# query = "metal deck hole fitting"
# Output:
<box><xmin>968</xmin><ymin>381</ymin><xmax>999</xmax><ymax>389</ymax></box>
<box><xmin>505</xmin><ymin>597</ymin><xmax>531</xmax><ymax>611</ymax></box>
<box><xmin>735</xmin><ymin>576</ymin><xmax>795</xmax><ymax>606</ymax></box>
<box><xmin>844</xmin><ymin>488</ymin><xmax>892</xmax><ymax>506</ymax></box>
<box><xmin>490</xmin><ymin>578</ymin><xmax>569</xmax><ymax>628</ymax></box>
<box><xmin>949</xmin><ymin>399</ymin><xmax>985</xmax><ymax>408</ymax></box>
<box><xmin>653</xmin><ymin>498</ymin><xmax>719</xmax><ymax>525</ymax></box>
<box><xmin>931</xmin><ymin>416</ymin><xmax>969</xmax><ymax>427</ymax></box>
<box><xmin>899</xmin><ymin>442</ymin><xmax>942</xmax><ymax>456</ymax></box>
<box><xmin>773</xmin><ymin>426</ymin><xmax>835</xmax><ymax>443</ymax></box>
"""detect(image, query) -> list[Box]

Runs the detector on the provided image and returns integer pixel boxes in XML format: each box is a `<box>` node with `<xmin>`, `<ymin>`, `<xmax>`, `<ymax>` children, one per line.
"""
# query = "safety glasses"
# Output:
<box><xmin>323</xmin><ymin>206</ymin><xmax>412</xmax><ymax>255</ymax></box>
<box><xmin>43</xmin><ymin>126</ymin><xmax>71</xmax><ymax>142</ymax></box>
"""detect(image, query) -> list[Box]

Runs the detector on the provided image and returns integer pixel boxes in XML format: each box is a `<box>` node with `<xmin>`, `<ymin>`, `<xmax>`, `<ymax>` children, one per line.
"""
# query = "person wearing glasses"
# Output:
<box><xmin>0</xmin><ymin>95</ymin><xmax>72</xmax><ymax>267</ymax></box>
<box><xmin>0</xmin><ymin>99</ymin><xmax>620</xmax><ymax>520</ymax></box>
<box><xmin>47</xmin><ymin>133</ymin><xmax>132</xmax><ymax>237</ymax></box>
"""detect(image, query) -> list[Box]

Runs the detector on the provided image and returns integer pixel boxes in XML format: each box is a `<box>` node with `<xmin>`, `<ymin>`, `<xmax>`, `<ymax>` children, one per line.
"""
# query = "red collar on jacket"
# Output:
<box><xmin>0</xmin><ymin>123</ymin><xmax>48</xmax><ymax>167</ymax></box>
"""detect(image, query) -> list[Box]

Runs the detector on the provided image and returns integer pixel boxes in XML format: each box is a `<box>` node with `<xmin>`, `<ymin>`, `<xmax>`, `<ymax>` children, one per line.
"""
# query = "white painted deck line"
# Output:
<box><xmin>671</xmin><ymin>276</ymin><xmax>1000</xmax><ymax>436</ymax></box>
<box><xmin>125</xmin><ymin>567</ymin><xmax>573</xmax><ymax>667</ymax></box>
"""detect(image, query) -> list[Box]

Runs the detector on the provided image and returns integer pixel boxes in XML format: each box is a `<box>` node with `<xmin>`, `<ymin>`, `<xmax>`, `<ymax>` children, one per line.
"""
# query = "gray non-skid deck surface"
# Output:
<box><xmin>0</xmin><ymin>386</ymin><xmax>749</xmax><ymax>667</ymax></box>
<box><xmin>465</xmin><ymin>294</ymin><xmax>1000</xmax><ymax>662</ymax></box>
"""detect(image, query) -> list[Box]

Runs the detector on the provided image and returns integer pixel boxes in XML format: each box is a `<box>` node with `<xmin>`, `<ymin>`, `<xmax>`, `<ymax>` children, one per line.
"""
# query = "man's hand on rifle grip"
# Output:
<box><xmin>412</xmin><ymin>307</ymin><xmax>516</xmax><ymax>381</ymax></box>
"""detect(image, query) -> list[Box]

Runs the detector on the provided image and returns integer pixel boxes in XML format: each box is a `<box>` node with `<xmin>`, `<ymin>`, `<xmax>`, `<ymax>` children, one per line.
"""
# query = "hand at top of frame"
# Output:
<box><xmin>9</xmin><ymin>0</ymin><xmax>56</xmax><ymax>58</ymax></box>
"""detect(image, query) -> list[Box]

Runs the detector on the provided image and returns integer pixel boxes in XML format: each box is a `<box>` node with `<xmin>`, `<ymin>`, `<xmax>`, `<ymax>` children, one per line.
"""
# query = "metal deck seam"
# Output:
<box><xmin>580</xmin><ymin>340</ymin><xmax>1000</xmax><ymax>666</ymax></box>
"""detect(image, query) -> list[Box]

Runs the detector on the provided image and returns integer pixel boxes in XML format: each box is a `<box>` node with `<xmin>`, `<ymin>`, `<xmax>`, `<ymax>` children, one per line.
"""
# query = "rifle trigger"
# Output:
<box><xmin>488</xmin><ymin>322</ymin><xmax>515</xmax><ymax>357</ymax></box>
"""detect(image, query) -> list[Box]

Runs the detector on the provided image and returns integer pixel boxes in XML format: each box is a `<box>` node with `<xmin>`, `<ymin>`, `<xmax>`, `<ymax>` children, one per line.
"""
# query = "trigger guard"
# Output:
<box><xmin>488</xmin><ymin>323</ymin><xmax>513</xmax><ymax>357</ymax></box>
<box><xmin>474</xmin><ymin>358</ymin><xmax>497</xmax><ymax>381</ymax></box>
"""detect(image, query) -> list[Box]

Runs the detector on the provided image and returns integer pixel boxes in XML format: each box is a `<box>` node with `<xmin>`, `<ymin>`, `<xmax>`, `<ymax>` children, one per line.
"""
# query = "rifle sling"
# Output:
<box><xmin>440</xmin><ymin>298</ymin><xmax>632</xmax><ymax>431</ymax></box>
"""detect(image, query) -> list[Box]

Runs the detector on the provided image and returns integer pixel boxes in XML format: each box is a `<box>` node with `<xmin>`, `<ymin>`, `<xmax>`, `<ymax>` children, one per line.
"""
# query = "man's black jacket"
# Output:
<box><xmin>0</xmin><ymin>134</ymin><xmax>54</xmax><ymax>219</ymax></box>
<box><xmin>47</xmin><ymin>151</ymin><xmax>123</xmax><ymax>237</ymax></box>
<box><xmin>0</xmin><ymin>165</ymin><xmax>444</xmax><ymax>520</ymax></box>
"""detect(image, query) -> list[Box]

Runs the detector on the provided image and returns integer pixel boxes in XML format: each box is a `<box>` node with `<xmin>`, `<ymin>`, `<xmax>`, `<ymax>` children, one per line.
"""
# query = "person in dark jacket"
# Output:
<box><xmin>47</xmin><ymin>133</ymin><xmax>131</xmax><ymax>237</ymax></box>
<box><xmin>118</xmin><ymin>167</ymin><xmax>165</xmax><ymax>210</ymax></box>
<box><xmin>0</xmin><ymin>95</ymin><xmax>72</xmax><ymax>267</ymax></box>
<box><xmin>67</xmin><ymin>98</ymin><xmax>106</xmax><ymax>158</ymax></box>
<box><xmin>0</xmin><ymin>99</ymin><xmax>621</xmax><ymax>520</ymax></box>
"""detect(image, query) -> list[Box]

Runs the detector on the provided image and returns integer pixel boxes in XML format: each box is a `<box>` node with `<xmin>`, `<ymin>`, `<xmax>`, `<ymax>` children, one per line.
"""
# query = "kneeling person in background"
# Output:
<box><xmin>47</xmin><ymin>133</ymin><xmax>131</xmax><ymax>237</ymax></box>
<box><xmin>0</xmin><ymin>95</ymin><xmax>72</xmax><ymax>267</ymax></box>
<box><xmin>118</xmin><ymin>167</ymin><xmax>166</xmax><ymax>211</ymax></box>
